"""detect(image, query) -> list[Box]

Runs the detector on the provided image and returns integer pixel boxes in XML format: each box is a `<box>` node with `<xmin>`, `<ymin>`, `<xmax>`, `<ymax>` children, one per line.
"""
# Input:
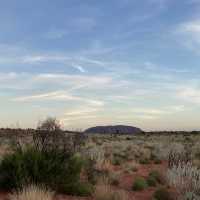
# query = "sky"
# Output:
<box><xmin>1</xmin><ymin>0</ymin><xmax>200</xmax><ymax>131</ymax></box>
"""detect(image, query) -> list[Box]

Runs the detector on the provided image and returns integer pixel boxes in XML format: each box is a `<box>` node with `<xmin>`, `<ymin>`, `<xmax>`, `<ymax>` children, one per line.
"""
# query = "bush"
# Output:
<box><xmin>168</xmin><ymin>147</ymin><xmax>191</xmax><ymax>168</ymax></box>
<box><xmin>149</xmin><ymin>170</ymin><xmax>164</xmax><ymax>184</ymax></box>
<box><xmin>94</xmin><ymin>184</ymin><xmax>114</xmax><ymax>200</ymax></box>
<box><xmin>9</xmin><ymin>185</ymin><xmax>54</xmax><ymax>200</ymax></box>
<box><xmin>113</xmin><ymin>190</ymin><xmax>129</xmax><ymax>200</ymax></box>
<box><xmin>146</xmin><ymin>175</ymin><xmax>157</xmax><ymax>187</ymax></box>
<box><xmin>112</xmin><ymin>157</ymin><xmax>122</xmax><ymax>166</ymax></box>
<box><xmin>83</xmin><ymin>158</ymin><xmax>99</xmax><ymax>184</ymax></box>
<box><xmin>0</xmin><ymin>146</ymin><xmax>84</xmax><ymax>195</ymax></box>
<box><xmin>153</xmin><ymin>187</ymin><xmax>173</xmax><ymax>200</ymax></box>
<box><xmin>139</xmin><ymin>158</ymin><xmax>150</xmax><ymax>165</ymax></box>
<box><xmin>63</xmin><ymin>182</ymin><xmax>93</xmax><ymax>196</ymax></box>
<box><xmin>94</xmin><ymin>184</ymin><xmax>128</xmax><ymax>200</ymax></box>
<box><xmin>132</xmin><ymin>177</ymin><xmax>148</xmax><ymax>191</ymax></box>
<box><xmin>108</xmin><ymin>171</ymin><xmax>121</xmax><ymax>186</ymax></box>
<box><xmin>167</xmin><ymin>162</ymin><xmax>200</xmax><ymax>199</ymax></box>
<box><xmin>154</xmin><ymin>158</ymin><xmax>162</xmax><ymax>164</ymax></box>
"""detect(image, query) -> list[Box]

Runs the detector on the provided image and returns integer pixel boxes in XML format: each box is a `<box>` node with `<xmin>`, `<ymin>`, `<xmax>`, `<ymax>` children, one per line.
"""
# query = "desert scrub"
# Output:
<box><xmin>9</xmin><ymin>185</ymin><xmax>54</xmax><ymax>200</ymax></box>
<box><xmin>0</xmin><ymin>146</ymin><xmax>86</xmax><ymax>196</ymax></box>
<box><xmin>139</xmin><ymin>158</ymin><xmax>150</xmax><ymax>164</ymax></box>
<box><xmin>0</xmin><ymin>117</ymin><xmax>90</xmax><ymax>196</ymax></box>
<box><xmin>153</xmin><ymin>187</ymin><xmax>174</xmax><ymax>200</ymax></box>
<box><xmin>149</xmin><ymin>170</ymin><xmax>165</xmax><ymax>185</ymax></box>
<box><xmin>94</xmin><ymin>183</ymin><xmax>128</xmax><ymax>200</ymax></box>
<box><xmin>146</xmin><ymin>175</ymin><xmax>157</xmax><ymax>187</ymax></box>
<box><xmin>63</xmin><ymin>182</ymin><xmax>94</xmax><ymax>196</ymax></box>
<box><xmin>108</xmin><ymin>171</ymin><xmax>121</xmax><ymax>186</ymax></box>
<box><xmin>167</xmin><ymin>162</ymin><xmax>200</xmax><ymax>199</ymax></box>
<box><xmin>112</xmin><ymin>156</ymin><xmax>123</xmax><ymax>165</ymax></box>
<box><xmin>132</xmin><ymin>177</ymin><xmax>148</xmax><ymax>191</ymax></box>
<box><xmin>83</xmin><ymin>157</ymin><xmax>99</xmax><ymax>184</ymax></box>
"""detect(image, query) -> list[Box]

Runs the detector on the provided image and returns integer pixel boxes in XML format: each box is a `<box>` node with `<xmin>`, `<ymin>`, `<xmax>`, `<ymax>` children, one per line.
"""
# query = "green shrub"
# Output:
<box><xmin>139</xmin><ymin>158</ymin><xmax>150</xmax><ymax>164</ymax></box>
<box><xmin>83</xmin><ymin>158</ymin><xmax>99</xmax><ymax>184</ymax></box>
<box><xmin>63</xmin><ymin>182</ymin><xmax>94</xmax><ymax>196</ymax></box>
<box><xmin>0</xmin><ymin>146</ymin><xmax>84</xmax><ymax>195</ymax></box>
<box><xmin>149</xmin><ymin>170</ymin><xmax>164</xmax><ymax>184</ymax></box>
<box><xmin>132</xmin><ymin>177</ymin><xmax>148</xmax><ymax>191</ymax></box>
<box><xmin>146</xmin><ymin>175</ymin><xmax>157</xmax><ymax>187</ymax></box>
<box><xmin>154</xmin><ymin>158</ymin><xmax>162</xmax><ymax>164</ymax></box>
<box><xmin>153</xmin><ymin>187</ymin><xmax>173</xmax><ymax>200</ymax></box>
<box><xmin>112</xmin><ymin>157</ymin><xmax>122</xmax><ymax>166</ymax></box>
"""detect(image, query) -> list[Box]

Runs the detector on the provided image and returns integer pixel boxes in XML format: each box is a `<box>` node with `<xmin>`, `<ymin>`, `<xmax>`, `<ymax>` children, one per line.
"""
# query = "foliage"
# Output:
<box><xmin>108</xmin><ymin>171</ymin><xmax>121</xmax><ymax>186</ymax></box>
<box><xmin>132</xmin><ymin>177</ymin><xmax>148</xmax><ymax>191</ymax></box>
<box><xmin>168</xmin><ymin>146</ymin><xmax>191</xmax><ymax>168</ymax></box>
<box><xmin>153</xmin><ymin>187</ymin><xmax>174</xmax><ymax>200</ymax></box>
<box><xmin>149</xmin><ymin>170</ymin><xmax>165</xmax><ymax>184</ymax></box>
<box><xmin>33</xmin><ymin>118</ymin><xmax>86</xmax><ymax>153</ymax></box>
<box><xmin>0</xmin><ymin>146</ymin><xmax>83</xmax><ymax>193</ymax></box>
<box><xmin>146</xmin><ymin>175</ymin><xmax>157</xmax><ymax>187</ymax></box>
<box><xmin>167</xmin><ymin>162</ymin><xmax>200</xmax><ymax>199</ymax></box>
<box><xmin>83</xmin><ymin>158</ymin><xmax>99</xmax><ymax>184</ymax></box>
<box><xmin>139</xmin><ymin>158</ymin><xmax>150</xmax><ymax>164</ymax></box>
<box><xmin>62</xmin><ymin>182</ymin><xmax>94</xmax><ymax>196</ymax></box>
<box><xmin>37</xmin><ymin>117</ymin><xmax>61</xmax><ymax>132</ymax></box>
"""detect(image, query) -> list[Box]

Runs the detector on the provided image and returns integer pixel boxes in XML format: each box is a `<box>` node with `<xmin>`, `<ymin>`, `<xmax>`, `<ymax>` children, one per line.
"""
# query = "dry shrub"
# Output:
<box><xmin>94</xmin><ymin>177</ymin><xmax>129</xmax><ymax>200</ymax></box>
<box><xmin>99</xmin><ymin>159</ymin><xmax>113</xmax><ymax>173</ymax></box>
<box><xmin>108</xmin><ymin>171</ymin><xmax>121</xmax><ymax>186</ymax></box>
<box><xmin>114</xmin><ymin>190</ymin><xmax>129</xmax><ymax>200</ymax></box>
<box><xmin>168</xmin><ymin>144</ymin><xmax>191</xmax><ymax>168</ymax></box>
<box><xmin>122</xmin><ymin>162</ymin><xmax>138</xmax><ymax>174</ymax></box>
<box><xmin>94</xmin><ymin>184</ymin><xmax>129</xmax><ymax>200</ymax></box>
<box><xmin>167</xmin><ymin>162</ymin><xmax>200</xmax><ymax>199</ymax></box>
<box><xmin>85</xmin><ymin>145</ymin><xmax>105</xmax><ymax>170</ymax></box>
<box><xmin>93</xmin><ymin>184</ymin><xmax>113</xmax><ymax>200</ymax></box>
<box><xmin>9</xmin><ymin>185</ymin><xmax>54</xmax><ymax>200</ymax></box>
<box><xmin>0</xmin><ymin>144</ymin><xmax>12</xmax><ymax>159</ymax></box>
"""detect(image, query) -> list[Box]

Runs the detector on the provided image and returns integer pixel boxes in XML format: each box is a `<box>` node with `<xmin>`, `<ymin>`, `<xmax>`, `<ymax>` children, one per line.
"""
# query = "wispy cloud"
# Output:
<box><xmin>176</xmin><ymin>19</ymin><xmax>200</xmax><ymax>52</ymax></box>
<box><xmin>72</xmin><ymin>65</ymin><xmax>86</xmax><ymax>73</ymax></box>
<box><xmin>178</xmin><ymin>20</ymin><xmax>200</xmax><ymax>42</ymax></box>
<box><xmin>132</xmin><ymin>105</ymin><xmax>185</xmax><ymax>119</ymax></box>
<box><xmin>177</xmin><ymin>86</ymin><xmax>200</xmax><ymax>104</ymax></box>
<box><xmin>12</xmin><ymin>90</ymin><xmax>105</xmax><ymax>107</ymax></box>
<box><xmin>12</xmin><ymin>91</ymin><xmax>80</xmax><ymax>102</ymax></box>
<box><xmin>64</xmin><ymin>108</ymin><xmax>100</xmax><ymax>116</ymax></box>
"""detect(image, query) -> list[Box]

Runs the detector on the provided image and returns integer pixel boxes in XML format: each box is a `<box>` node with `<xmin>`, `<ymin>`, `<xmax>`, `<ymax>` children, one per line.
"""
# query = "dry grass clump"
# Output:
<box><xmin>9</xmin><ymin>185</ymin><xmax>54</xmax><ymax>200</ymax></box>
<box><xmin>0</xmin><ymin>144</ymin><xmax>13</xmax><ymax>159</ymax></box>
<box><xmin>108</xmin><ymin>171</ymin><xmax>121</xmax><ymax>186</ymax></box>
<box><xmin>94</xmin><ymin>178</ymin><xmax>129</xmax><ymax>200</ymax></box>
<box><xmin>93</xmin><ymin>184</ymin><xmax>113</xmax><ymax>200</ymax></box>
<box><xmin>167</xmin><ymin>162</ymin><xmax>200</xmax><ymax>199</ymax></box>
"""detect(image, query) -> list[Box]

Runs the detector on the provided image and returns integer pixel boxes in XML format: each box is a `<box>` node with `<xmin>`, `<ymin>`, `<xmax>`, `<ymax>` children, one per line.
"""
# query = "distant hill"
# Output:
<box><xmin>84</xmin><ymin>125</ymin><xmax>143</xmax><ymax>135</ymax></box>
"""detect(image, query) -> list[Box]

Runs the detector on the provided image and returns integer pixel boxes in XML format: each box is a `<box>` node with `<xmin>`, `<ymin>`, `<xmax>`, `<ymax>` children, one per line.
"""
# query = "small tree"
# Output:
<box><xmin>33</xmin><ymin>117</ymin><xmax>87</xmax><ymax>154</ymax></box>
<box><xmin>33</xmin><ymin>117</ymin><xmax>64</xmax><ymax>152</ymax></box>
<box><xmin>37</xmin><ymin>117</ymin><xmax>61</xmax><ymax>132</ymax></box>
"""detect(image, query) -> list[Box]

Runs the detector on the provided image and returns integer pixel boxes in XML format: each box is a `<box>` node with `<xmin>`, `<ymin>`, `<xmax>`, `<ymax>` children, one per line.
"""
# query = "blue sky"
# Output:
<box><xmin>1</xmin><ymin>0</ymin><xmax>200</xmax><ymax>130</ymax></box>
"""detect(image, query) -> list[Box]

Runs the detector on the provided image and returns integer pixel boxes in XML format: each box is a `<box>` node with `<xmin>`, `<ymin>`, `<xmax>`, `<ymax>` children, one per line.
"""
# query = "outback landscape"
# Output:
<box><xmin>1</xmin><ymin>0</ymin><xmax>200</xmax><ymax>200</ymax></box>
<box><xmin>0</xmin><ymin>118</ymin><xmax>199</xmax><ymax>200</ymax></box>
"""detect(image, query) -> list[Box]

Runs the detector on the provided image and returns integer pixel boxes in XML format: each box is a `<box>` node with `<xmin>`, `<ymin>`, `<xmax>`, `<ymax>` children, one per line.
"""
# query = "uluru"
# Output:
<box><xmin>84</xmin><ymin>125</ymin><xmax>143</xmax><ymax>135</ymax></box>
